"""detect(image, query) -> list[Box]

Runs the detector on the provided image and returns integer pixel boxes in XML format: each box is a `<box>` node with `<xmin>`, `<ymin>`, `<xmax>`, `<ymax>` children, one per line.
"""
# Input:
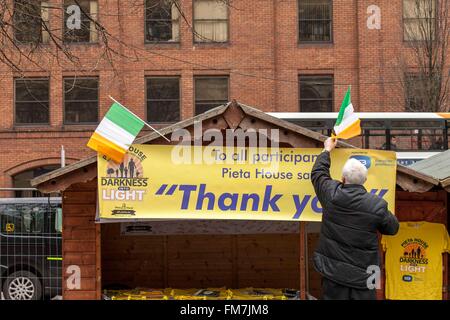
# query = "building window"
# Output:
<box><xmin>145</xmin><ymin>0</ymin><xmax>180</xmax><ymax>42</ymax></box>
<box><xmin>64</xmin><ymin>0</ymin><xmax>98</xmax><ymax>43</ymax></box>
<box><xmin>195</xmin><ymin>77</ymin><xmax>229</xmax><ymax>115</ymax></box>
<box><xmin>193</xmin><ymin>0</ymin><xmax>228</xmax><ymax>43</ymax></box>
<box><xmin>405</xmin><ymin>74</ymin><xmax>426</xmax><ymax>111</ymax></box>
<box><xmin>14</xmin><ymin>0</ymin><xmax>50</xmax><ymax>44</ymax></box>
<box><xmin>64</xmin><ymin>77</ymin><xmax>98</xmax><ymax>124</ymax></box>
<box><xmin>12</xmin><ymin>165</ymin><xmax>59</xmax><ymax>198</ymax></box>
<box><xmin>146</xmin><ymin>77</ymin><xmax>180</xmax><ymax>123</ymax></box>
<box><xmin>403</xmin><ymin>0</ymin><xmax>436</xmax><ymax>41</ymax></box>
<box><xmin>15</xmin><ymin>78</ymin><xmax>50</xmax><ymax>125</ymax></box>
<box><xmin>299</xmin><ymin>75</ymin><xmax>333</xmax><ymax>112</ymax></box>
<box><xmin>298</xmin><ymin>0</ymin><xmax>332</xmax><ymax>42</ymax></box>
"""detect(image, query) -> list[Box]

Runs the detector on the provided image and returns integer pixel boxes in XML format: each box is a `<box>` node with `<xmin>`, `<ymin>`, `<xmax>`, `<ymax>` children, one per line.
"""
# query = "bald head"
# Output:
<box><xmin>342</xmin><ymin>158</ymin><xmax>368</xmax><ymax>185</ymax></box>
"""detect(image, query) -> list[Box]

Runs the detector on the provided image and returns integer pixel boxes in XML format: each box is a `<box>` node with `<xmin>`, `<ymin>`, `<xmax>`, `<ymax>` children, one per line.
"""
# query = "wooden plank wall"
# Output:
<box><xmin>101</xmin><ymin>223</ymin><xmax>300</xmax><ymax>290</ymax></box>
<box><xmin>61</xmin><ymin>183</ymin><xmax>448</xmax><ymax>300</ymax></box>
<box><xmin>62</xmin><ymin>180</ymin><xmax>99</xmax><ymax>300</ymax></box>
<box><xmin>307</xmin><ymin>190</ymin><xmax>449</xmax><ymax>300</ymax></box>
<box><xmin>307</xmin><ymin>232</ymin><xmax>321</xmax><ymax>299</ymax></box>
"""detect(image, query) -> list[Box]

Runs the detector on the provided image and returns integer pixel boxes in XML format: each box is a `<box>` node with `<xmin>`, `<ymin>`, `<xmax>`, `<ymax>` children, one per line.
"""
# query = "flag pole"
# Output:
<box><xmin>108</xmin><ymin>95</ymin><xmax>170</xmax><ymax>142</ymax></box>
<box><xmin>61</xmin><ymin>145</ymin><xmax>66</xmax><ymax>168</ymax></box>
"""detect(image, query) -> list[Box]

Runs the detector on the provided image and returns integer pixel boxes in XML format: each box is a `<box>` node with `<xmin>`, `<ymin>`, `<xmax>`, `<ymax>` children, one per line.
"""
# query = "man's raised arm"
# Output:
<box><xmin>311</xmin><ymin>138</ymin><xmax>339</xmax><ymax>204</ymax></box>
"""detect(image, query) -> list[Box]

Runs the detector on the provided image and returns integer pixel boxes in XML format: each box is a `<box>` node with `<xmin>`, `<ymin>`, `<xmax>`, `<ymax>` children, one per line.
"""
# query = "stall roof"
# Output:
<box><xmin>31</xmin><ymin>101</ymin><xmax>439</xmax><ymax>193</ymax></box>
<box><xmin>410</xmin><ymin>150</ymin><xmax>450</xmax><ymax>180</ymax></box>
<box><xmin>410</xmin><ymin>150</ymin><xmax>450</xmax><ymax>191</ymax></box>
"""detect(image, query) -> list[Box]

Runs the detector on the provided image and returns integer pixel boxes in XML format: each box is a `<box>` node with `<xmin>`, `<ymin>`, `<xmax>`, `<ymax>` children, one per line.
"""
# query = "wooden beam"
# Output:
<box><xmin>37</xmin><ymin>164</ymin><xmax>97</xmax><ymax>193</ymax></box>
<box><xmin>31</xmin><ymin>156</ymin><xmax>97</xmax><ymax>187</ymax></box>
<box><xmin>441</xmin><ymin>177</ymin><xmax>450</xmax><ymax>191</ymax></box>
<box><xmin>396</xmin><ymin>171</ymin><xmax>435</xmax><ymax>193</ymax></box>
<box><xmin>239</xmin><ymin>117</ymin><xmax>320</xmax><ymax>148</ymax></box>
<box><xmin>397</xmin><ymin>165</ymin><xmax>439</xmax><ymax>186</ymax></box>
<box><xmin>239</xmin><ymin>103</ymin><xmax>354</xmax><ymax>148</ymax></box>
<box><xmin>222</xmin><ymin>100</ymin><xmax>246</xmax><ymax>129</ymax></box>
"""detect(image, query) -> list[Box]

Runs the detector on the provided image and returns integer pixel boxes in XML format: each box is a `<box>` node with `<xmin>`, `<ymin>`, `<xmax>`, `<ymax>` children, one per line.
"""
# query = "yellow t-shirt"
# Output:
<box><xmin>381</xmin><ymin>221</ymin><xmax>450</xmax><ymax>300</ymax></box>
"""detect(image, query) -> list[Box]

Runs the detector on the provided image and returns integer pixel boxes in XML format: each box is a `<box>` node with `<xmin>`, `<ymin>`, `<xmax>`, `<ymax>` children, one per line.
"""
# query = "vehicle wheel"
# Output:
<box><xmin>2</xmin><ymin>271</ymin><xmax>42</xmax><ymax>300</ymax></box>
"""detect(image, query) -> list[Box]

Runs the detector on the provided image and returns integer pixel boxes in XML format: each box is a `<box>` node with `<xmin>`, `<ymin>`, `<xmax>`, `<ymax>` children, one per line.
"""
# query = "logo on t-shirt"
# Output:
<box><xmin>399</xmin><ymin>238</ymin><xmax>429</xmax><ymax>274</ymax></box>
<box><xmin>402</xmin><ymin>275</ymin><xmax>413</xmax><ymax>282</ymax></box>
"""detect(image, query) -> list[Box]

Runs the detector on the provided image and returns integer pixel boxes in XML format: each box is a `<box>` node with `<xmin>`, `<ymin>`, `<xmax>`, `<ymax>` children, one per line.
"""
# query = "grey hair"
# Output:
<box><xmin>342</xmin><ymin>158</ymin><xmax>368</xmax><ymax>185</ymax></box>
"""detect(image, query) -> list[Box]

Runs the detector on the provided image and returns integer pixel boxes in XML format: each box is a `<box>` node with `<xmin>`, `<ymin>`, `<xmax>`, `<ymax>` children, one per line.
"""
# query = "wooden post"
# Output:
<box><xmin>300</xmin><ymin>222</ymin><xmax>306</xmax><ymax>299</ymax></box>
<box><xmin>95</xmin><ymin>223</ymin><xmax>102</xmax><ymax>299</ymax></box>
<box><xmin>163</xmin><ymin>235</ymin><xmax>168</xmax><ymax>288</ymax></box>
<box><xmin>232</xmin><ymin>235</ymin><xmax>239</xmax><ymax>288</ymax></box>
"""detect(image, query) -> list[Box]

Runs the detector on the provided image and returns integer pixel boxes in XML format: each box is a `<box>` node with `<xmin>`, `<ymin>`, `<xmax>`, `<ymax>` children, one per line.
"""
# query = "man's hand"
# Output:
<box><xmin>324</xmin><ymin>137</ymin><xmax>337</xmax><ymax>152</ymax></box>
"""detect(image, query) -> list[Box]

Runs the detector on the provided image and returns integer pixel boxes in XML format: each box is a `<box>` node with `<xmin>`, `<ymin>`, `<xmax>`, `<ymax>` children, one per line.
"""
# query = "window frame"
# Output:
<box><xmin>192</xmin><ymin>0</ymin><xmax>230</xmax><ymax>44</ymax></box>
<box><xmin>13</xmin><ymin>0</ymin><xmax>51</xmax><ymax>45</ymax></box>
<box><xmin>404</xmin><ymin>73</ymin><xmax>426</xmax><ymax>111</ymax></box>
<box><xmin>62</xmin><ymin>0</ymin><xmax>99</xmax><ymax>44</ymax></box>
<box><xmin>144</xmin><ymin>0</ymin><xmax>181</xmax><ymax>44</ymax></box>
<box><xmin>297</xmin><ymin>0</ymin><xmax>333</xmax><ymax>44</ymax></box>
<box><xmin>14</xmin><ymin>77</ymin><xmax>51</xmax><ymax>127</ymax></box>
<box><xmin>12</xmin><ymin>165</ymin><xmax>60</xmax><ymax>197</ymax></box>
<box><xmin>145</xmin><ymin>76</ymin><xmax>181</xmax><ymax>124</ymax></box>
<box><xmin>194</xmin><ymin>75</ymin><xmax>230</xmax><ymax>115</ymax></box>
<box><xmin>298</xmin><ymin>74</ymin><xmax>334</xmax><ymax>112</ymax></box>
<box><xmin>63</xmin><ymin>76</ymin><xmax>99</xmax><ymax>125</ymax></box>
<box><xmin>402</xmin><ymin>0</ymin><xmax>437</xmax><ymax>42</ymax></box>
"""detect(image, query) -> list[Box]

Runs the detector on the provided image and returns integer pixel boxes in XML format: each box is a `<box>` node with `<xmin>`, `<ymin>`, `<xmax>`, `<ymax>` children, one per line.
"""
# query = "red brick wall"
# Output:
<box><xmin>0</xmin><ymin>0</ymin><xmax>448</xmax><ymax>193</ymax></box>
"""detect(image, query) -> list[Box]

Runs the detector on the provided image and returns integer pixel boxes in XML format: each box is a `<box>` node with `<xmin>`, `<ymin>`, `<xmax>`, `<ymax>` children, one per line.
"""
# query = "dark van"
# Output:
<box><xmin>0</xmin><ymin>197</ymin><xmax>62</xmax><ymax>300</ymax></box>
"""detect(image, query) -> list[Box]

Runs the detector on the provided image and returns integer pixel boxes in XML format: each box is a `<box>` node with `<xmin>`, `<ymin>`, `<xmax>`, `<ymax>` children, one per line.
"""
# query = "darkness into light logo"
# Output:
<box><xmin>350</xmin><ymin>155</ymin><xmax>372</xmax><ymax>169</ymax></box>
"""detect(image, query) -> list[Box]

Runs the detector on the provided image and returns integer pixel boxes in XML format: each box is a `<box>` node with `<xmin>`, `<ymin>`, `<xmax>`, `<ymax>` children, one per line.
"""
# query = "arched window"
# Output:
<box><xmin>12</xmin><ymin>165</ymin><xmax>60</xmax><ymax>197</ymax></box>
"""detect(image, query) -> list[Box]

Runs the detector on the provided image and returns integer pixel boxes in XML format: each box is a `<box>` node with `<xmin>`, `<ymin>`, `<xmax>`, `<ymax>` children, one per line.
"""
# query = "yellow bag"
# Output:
<box><xmin>229</xmin><ymin>288</ymin><xmax>287</xmax><ymax>300</ymax></box>
<box><xmin>171</xmin><ymin>288</ymin><xmax>229</xmax><ymax>300</ymax></box>
<box><xmin>136</xmin><ymin>288</ymin><xmax>169</xmax><ymax>300</ymax></box>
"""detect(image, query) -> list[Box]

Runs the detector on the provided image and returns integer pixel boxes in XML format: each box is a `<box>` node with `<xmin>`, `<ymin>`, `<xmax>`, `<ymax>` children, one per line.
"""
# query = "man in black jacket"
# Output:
<box><xmin>311</xmin><ymin>137</ymin><xmax>399</xmax><ymax>300</ymax></box>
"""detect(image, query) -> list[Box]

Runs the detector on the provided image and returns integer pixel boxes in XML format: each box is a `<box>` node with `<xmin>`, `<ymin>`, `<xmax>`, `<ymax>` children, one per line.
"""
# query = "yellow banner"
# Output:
<box><xmin>98</xmin><ymin>145</ymin><xmax>397</xmax><ymax>221</ymax></box>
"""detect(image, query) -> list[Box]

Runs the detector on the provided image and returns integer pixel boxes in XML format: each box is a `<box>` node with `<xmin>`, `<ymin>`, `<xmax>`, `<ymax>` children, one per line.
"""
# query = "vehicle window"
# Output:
<box><xmin>53</xmin><ymin>208</ymin><xmax>62</xmax><ymax>234</ymax></box>
<box><xmin>0</xmin><ymin>203</ymin><xmax>45</xmax><ymax>235</ymax></box>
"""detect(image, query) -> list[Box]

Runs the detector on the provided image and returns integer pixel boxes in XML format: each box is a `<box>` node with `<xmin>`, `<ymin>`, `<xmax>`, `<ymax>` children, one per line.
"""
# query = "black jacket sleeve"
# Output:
<box><xmin>377</xmin><ymin>203</ymin><xmax>400</xmax><ymax>235</ymax></box>
<box><xmin>311</xmin><ymin>151</ymin><xmax>341</xmax><ymax>205</ymax></box>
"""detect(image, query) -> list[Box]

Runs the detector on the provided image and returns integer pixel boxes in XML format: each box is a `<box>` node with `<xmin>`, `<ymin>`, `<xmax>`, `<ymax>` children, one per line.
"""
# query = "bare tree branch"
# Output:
<box><xmin>399</xmin><ymin>0</ymin><xmax>449</xmax><ymax>113</ymax></box>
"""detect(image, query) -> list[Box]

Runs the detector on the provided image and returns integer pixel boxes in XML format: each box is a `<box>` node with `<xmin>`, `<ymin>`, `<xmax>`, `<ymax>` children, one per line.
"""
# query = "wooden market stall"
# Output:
<box><xmin>31</xmin><ymin>101</ymin><xmax>448</xmax><ymax>300</ymax></box>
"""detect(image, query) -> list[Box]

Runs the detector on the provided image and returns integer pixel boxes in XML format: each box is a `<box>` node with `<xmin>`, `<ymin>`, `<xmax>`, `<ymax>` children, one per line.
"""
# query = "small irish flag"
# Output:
<box><xmin>87</xmin><ymin>102</ymin><xmax>145</xmax><ymax>163</ymax></box>
<box><xmin>333</xmin><ymin>87</ymin><xmax>361</xmax><ymax>139</ymax></box>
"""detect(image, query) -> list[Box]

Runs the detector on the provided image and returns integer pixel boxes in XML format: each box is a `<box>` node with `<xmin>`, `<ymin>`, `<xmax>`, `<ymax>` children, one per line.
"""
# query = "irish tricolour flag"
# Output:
<box><xmin>87</xmin><ymin>102</ymin><xmax>145</xmax><ymax>163</ymax></box>
<box><xmin>333</xmin><ymin>87</ymin><xmax>361</xmax><ymax>139</ymax></box>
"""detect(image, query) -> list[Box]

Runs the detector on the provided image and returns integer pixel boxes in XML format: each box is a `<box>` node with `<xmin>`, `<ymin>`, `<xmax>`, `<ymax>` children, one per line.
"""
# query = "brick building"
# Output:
<box><xmin>0</xmin><ymin>0</ymin><xmax>447</xmax><ymax>196</ymax></box>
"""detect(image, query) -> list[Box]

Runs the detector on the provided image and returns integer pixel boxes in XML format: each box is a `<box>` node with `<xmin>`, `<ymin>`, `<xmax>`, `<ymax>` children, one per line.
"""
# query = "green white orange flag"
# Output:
<box><xmin>333</xmin><ymin>87</ymin><xmax>361</xmax><ymax>139</ymax></box>
<box><xmin>87</xmin><ymin>102</ymin><xmax>145</xmax><ymax>163</ymax></box>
